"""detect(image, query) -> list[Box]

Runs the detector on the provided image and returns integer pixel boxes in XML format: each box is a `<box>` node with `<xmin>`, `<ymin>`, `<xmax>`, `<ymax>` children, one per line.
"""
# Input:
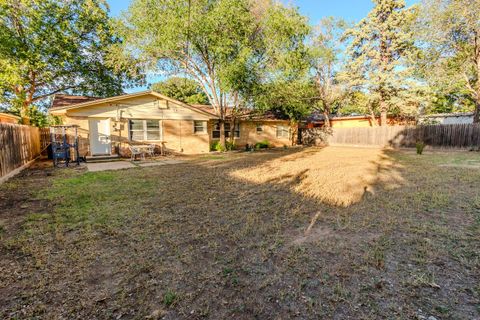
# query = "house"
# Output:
<box><xmin>0</xmin><ymin>112</ymin><xmax>21</xmax><ymax>124</ymax></box>
<box><xmin>418</xmin><ymin>112</ymin><xmax>474</xmax><ymax>125</ymax></box>
<box><xmin>49</xmin><ymin>90</ymin><xmax>293</xmax><ymax>157</ymax></box>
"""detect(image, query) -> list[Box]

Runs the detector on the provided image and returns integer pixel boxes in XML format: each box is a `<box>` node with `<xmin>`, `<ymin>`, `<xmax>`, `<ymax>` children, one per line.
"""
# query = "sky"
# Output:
<box><xmin>106</xmin><ymin>0</ymin><xmax>419</xmax><ymax>91</ymax></box>
<box><xmin>107</xmin><ymin>0</ymin><xmax>419</xmax><ymax>23</ymax></box>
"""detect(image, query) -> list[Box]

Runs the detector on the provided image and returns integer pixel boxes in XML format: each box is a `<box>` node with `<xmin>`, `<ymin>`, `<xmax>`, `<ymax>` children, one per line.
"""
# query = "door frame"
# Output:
<box><xmin>89</xmin><ymin>118</ymin><xmax>112</xmax><ymax>155</ymax></box>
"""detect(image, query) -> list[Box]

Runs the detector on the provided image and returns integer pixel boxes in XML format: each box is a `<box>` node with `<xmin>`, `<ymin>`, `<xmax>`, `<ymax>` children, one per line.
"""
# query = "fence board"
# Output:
<box><xmin>325</xmin><ymin>123</ymin><xmax>480</xmax><ymax>149</ymax></box>
<box><xmin>0</xmin><ymin>123</ymin><xmax>47</xmax><ymax>179</ymax></box>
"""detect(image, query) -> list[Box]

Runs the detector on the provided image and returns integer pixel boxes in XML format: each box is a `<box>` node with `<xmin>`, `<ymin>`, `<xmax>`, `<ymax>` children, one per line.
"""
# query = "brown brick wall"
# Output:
<box><xmin>60</xmin><ymin>116</ymin><xmax>295</xmax><ymax>156</ymax></box>
<box><xmin>61</xmin><ymin>116</ymin><xmax>211</xmax><ymax>156</ymax></box>
<box><xmin>215</xmin><ymin>120</ymin><xmax>294</xmax><ymax>148</ymax></box>
<box><xmin>162</xmin><ymin>120</ymin><xmax>210</xmax><ymax>154</ymax></box>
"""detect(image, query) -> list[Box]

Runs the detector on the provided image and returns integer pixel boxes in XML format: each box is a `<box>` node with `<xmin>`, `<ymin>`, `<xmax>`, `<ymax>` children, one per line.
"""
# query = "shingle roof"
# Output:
<box><xmin>49</xmin><ymin>94</ymin><xmax>287</xmax><ymax>121</ymax></box>
<box><xmin>50</xmin><ymin>94</ymin><xmax>99</xmax><ymax>109</ymax></box>
<box><xmin>189</xmin><ymin>104</ymin><xmax>219</xmax><ymax>116</ymax></box>
<box><xmin>190</xmin><ymin>105</ymin><xmax>288</xmax><ymax>121</ymax></box>
<box><xmin>49</xmin><ymin>91</ymin><xmax>219</xmax><ymax>119</ymax></box>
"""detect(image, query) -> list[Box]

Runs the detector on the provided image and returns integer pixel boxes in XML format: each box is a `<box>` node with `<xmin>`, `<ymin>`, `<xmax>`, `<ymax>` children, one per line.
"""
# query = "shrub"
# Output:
<box><xmin>211</xmin><ymin>141</ymin><xmax>236</xmax><ymax>151</ymax></box>
<box><xmin>210</xmin><ymin>141</ymin><xmax>225</xmax><ymax>152</ymax></box>
<box><xmin>254</xmin><ymin>140</ymin><xmax>270</xmax><ymax>150</ymax></box>
<box><xmin>225</xmin><ymin>141</ymin><xmax>236</xmax><ymax>151</ymax></box>
<box><xmin>416</xmin><ymin>141</ymin><xmax>425</xmax><ymax>155</ymax></box>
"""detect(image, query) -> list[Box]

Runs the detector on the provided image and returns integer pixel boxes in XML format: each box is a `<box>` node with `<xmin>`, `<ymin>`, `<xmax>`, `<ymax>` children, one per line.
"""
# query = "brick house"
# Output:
<box><xmin>49</xmin><ymin>91</ymin><xmax>293</xmax><ymax>157</ymax></box>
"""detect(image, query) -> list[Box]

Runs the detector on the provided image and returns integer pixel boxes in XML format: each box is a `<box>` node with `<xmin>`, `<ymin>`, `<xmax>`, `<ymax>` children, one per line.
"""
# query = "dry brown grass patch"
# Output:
<box><xmin>231</xmin><ymin>146</ymin><xmax>404</xmax><ymax>206</ymax></box>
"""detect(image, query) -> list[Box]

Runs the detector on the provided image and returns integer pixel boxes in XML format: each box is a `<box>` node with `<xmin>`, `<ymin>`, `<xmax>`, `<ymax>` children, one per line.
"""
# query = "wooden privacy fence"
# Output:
<box><xmin>327</xmin><ymin>123</ymin><xmax>480</xmax><ymax>148</ymax></box>
<box><xmin>0</xmin><ymin>123</ymin><xmax>50</xmax><ymax>179</ymax></box>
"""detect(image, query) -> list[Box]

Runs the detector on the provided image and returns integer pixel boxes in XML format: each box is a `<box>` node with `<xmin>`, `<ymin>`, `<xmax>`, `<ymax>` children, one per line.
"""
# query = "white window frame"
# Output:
<box><xmin>276</xmin><ymin>125</ymin><xmax>289</xmax><ymax>139</ymax></box>
<box><xmin>193</xmin><ymin>120</ymin><xmax>207</xmax><ymax>134</ymax></box>
<box><xmin>129</xmin><ymin>119</ymin><xmax>162</xmax><ymax>141</ymax></box>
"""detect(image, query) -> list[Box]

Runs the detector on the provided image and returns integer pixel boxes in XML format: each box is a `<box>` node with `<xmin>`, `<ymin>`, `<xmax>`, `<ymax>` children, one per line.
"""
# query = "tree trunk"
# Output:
<box><xmin>290</xmin><ymin>120</ymin><xmax>297</xmax><ymax>146</ymax></box>
<box><xmin>219</xmin><ymin>119</ymin><xmax>226</xmax><ymax>149</ymax></box>
<box><xmin>323</xmin><ymin>109</ymin><xmax>331</xmax><ymax>128</ymax></box>
<box><xmin>367</xmin><ymin>101</ymin><xmax>377</xmax><ymax>127</ymax></box>
<box><xmin>474</xmin><ymin>98</ymin><xmax>480</xmax><ymax>123</ymax></box>
<box><xmin>21</xmin><ymin>99</ymin><xmax>31</xmax><ymax>122</ymax></box>
<box><xmin>379</xmin><ymin>100</ymin><xmax>388</xmax><ymax>126</ymax></box>
<box><xmin>323</xmin><ymin>111</ymin><xmax>330</xmax><ymax>128</ymax></box>
<box><xmin>13</xmin><ymin>70</ymin><xmax>36</xmax><ymax>121</ymax></box>
<box><xmin>228</xmin><ymin>119</ymin><xmax>235</xmax><ymax>149</ymax></box>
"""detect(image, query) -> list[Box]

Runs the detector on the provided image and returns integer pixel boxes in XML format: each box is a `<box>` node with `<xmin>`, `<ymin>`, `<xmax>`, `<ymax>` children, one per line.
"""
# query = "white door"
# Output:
<box><xmin>89</xmin><ymin>118</ymin><xmax>112</xmax><ymax>155</ymax></box>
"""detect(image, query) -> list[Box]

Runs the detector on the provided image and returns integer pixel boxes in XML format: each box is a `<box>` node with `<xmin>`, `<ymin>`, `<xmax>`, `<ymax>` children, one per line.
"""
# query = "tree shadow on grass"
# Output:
<box><xmin>0</xmin><ymin>147</ymin><xmax>479</xmax><ymax>319</ymax></box>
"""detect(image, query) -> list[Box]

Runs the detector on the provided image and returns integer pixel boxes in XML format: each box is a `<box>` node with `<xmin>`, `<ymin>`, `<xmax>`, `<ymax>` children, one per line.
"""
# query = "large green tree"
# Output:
<box><xmin>343</xmin><ymin>0</ymin><xmax>417</xmax><ymax>125</ymax></box>
<box><xmin>415</xmin><ymin>0</ymin><xmax>480</xmax><ymax>122</ymax></box>
<box><xmin>309</xmin><ymin>17</ymin><xmax>348</xmax><ymax>127</ymax></box>
<box><xmin>118</xmin><ymin>0</ymin><xmax>309</xmax><ymax>147</ymax></box>
<box><xmin>151</xmin><ymin>77</ymin><xmax>209</xmax><ymax>105</ymax></box>
<box><xmin>0</xmin><ymin>0</ymin><xmax>142</xmax><ymax>118</ymax></box>
<box><xmin>252</xmin><ymin>79</ymin><xmax>315</xmax><ymax>121</ymax></box>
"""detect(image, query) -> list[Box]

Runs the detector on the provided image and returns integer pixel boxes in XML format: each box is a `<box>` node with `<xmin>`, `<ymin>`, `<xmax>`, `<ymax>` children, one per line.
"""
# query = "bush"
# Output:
<box><xmin>416</xmin><ymin>141</ymin><xmax>425</xmax><ymax>155</ymax></box>
<box><xmin>210</xmin><ymin>141</ymin><xmax>225</xmax><ymax>152</ymax></box>
<box><xmin>225</xmin><ymin>141</ymin><xmax>236</xmax><ymax>151</ymax></box>
<box><xmin>254</xmin><ymin>140</ymin><xmax>270</xmax><ymax>150</ymax></box>
<box><xmin>211</xmin><ymin>141</ymin><xmax>236</xmax><ymax>152</ymax></box>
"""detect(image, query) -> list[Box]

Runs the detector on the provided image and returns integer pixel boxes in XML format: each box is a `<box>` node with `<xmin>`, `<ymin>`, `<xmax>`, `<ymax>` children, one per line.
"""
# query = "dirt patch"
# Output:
<box><xmin>291</xmin><ymin>225</ymin><xmax>334</xmax><ymax>245</ymax></box>
<box><xmin>0</xmin><ymin>160</ymin><xmax>56</xmax><ymax>237</ymax></box>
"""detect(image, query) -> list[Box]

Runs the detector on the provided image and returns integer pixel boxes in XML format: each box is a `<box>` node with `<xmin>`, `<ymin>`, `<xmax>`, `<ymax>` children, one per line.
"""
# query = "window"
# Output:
<box><xmin>256</xmin><ymin>124</ymin><xmax>263</xmax><ymax>133</ymax></box>
<box><xmin>212</xmin><ymin>122</ymin><xmax>240</xmax><ymax>139</ymax></box>
<box><xmin>129</xmin><ymin>120</ymin><xmax>161</xmax><ymax>141</ymax></box>
<box><xmin>276</xmin><ymin>125</ymin><xmax>289</xmax><ymax>138</ymax></box>
<box><xmin>225</xmin><ymin>123</ymin><xmax>240</xmax><ymax>138</ymax></box>
<box><xmin>194</xmin><ymin>121</ymin><xmax>207</xmax><ymax>134</ymax></box>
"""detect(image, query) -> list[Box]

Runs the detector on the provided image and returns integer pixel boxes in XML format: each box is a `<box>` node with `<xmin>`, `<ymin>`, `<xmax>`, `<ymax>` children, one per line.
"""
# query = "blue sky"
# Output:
<box><xmin>106</xmin><ymin>0</ymin><xmax>419</xmax><ymax>91</ymax></box>
<box><xmin>107</xmin><ymin>0</ymin><xmax>419</xmax><ymax>23</ymax></box>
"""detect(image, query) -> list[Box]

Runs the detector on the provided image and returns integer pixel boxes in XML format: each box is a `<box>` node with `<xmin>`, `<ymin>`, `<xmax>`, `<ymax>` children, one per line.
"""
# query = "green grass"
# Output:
<box><xmin>163</xmin><ymin>290</ymin><xmax>178</xmax><ymax>307</ymax></box>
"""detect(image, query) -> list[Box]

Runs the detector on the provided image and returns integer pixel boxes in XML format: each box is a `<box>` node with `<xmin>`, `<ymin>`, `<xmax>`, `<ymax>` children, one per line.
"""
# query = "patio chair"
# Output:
<box><xmin>129</xmin><ymin>145</ymin><xmax>145</xmax><ymax>161</ymax></box>
<box><xmin>147</xmin><ymin>144</ymin><xmax>156</xmax><ymax>157</ymax></box>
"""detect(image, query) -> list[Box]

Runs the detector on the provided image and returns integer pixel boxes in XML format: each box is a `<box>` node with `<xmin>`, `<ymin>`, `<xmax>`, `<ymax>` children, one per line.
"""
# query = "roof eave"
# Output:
<box><xmin>49</xmin><ymin>90</ymin><xmax>219</xmax><ymax>119</ymax></box>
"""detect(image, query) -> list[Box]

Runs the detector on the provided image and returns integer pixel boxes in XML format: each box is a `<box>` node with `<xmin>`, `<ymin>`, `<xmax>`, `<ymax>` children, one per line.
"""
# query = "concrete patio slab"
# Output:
<box><xmin>86</xmin><ymin>161</ymin><xmax>136</xmax><ymax>172</ymax></box>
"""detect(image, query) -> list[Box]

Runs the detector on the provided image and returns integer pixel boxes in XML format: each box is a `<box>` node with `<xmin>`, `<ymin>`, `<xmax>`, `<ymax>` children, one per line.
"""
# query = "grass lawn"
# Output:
<box><xmin>0</xmin><ymin>146</ymin><xmax>479</xmax><ymax>319</ymax></box>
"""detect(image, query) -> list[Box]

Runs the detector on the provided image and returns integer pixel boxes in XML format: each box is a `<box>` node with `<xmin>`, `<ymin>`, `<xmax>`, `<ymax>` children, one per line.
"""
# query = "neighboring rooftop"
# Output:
<box><xmin>420</xmin><ymin>112</ymin><xmax>474</xmax><ymax>118</ymax></box>
<box><xmin>189</xmin><ymin>104</ymin><xmax>219</xmax><ymax>117</ymax></box>
<box><xmin>191</xmin><ymin>105</ymin><xmax>289</xmax><ymax>121</ymax></box>
<box><xmin>0</xmin><ymin>112</ymin><xmax>21</xmax><ymax>120</ymax></box>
